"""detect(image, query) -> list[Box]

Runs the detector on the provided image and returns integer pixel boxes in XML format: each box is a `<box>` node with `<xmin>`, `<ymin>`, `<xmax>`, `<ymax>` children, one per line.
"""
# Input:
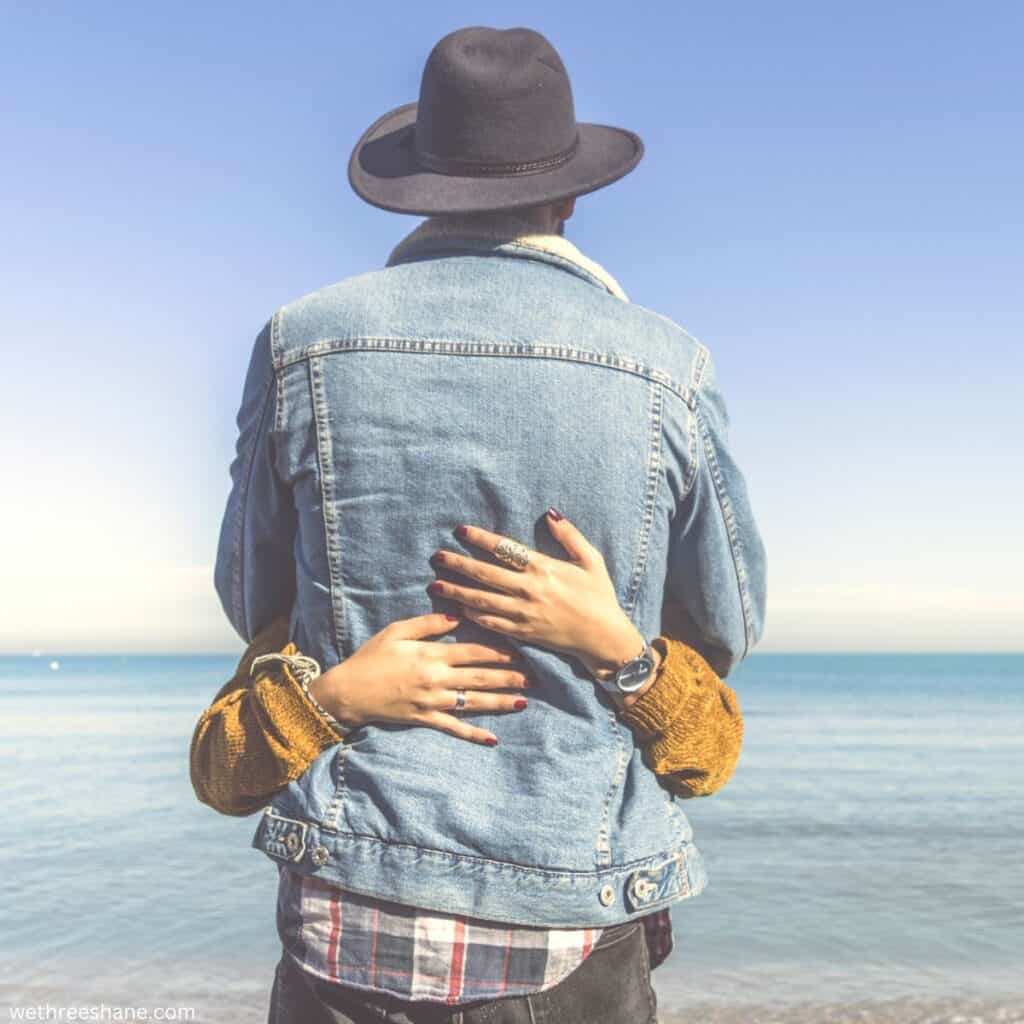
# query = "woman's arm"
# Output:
<box><xmin>190</xmin><ymin>577</ymin><xmax>743</xmax><ymax>817</ymax></box>
<box><xmin>189</xmin><ymin>612</ymin><xmax>741</xmax><ymax>816</ymax></box>
<box><xmin>190</xmin><ymin>612</ymin><xmax>529</xmax><ymax>816</ymax></box>
<box><xmin>618</xmin><ymin>635</ymin><xmax>744</xmax><ymax>797</ymax></box>
<box><xmin>189</xmin><ymin>616</ymin><xmax>345</xmax><ymax>817</ymax></box>
<box><xmin>432</xmin><ymin>509</ymin><xmax>745</xmax><ymax>797</ymax></box>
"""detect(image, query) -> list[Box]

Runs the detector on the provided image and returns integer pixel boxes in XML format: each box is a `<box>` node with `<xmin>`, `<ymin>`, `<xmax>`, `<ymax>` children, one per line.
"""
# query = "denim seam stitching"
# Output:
<box><xmin>308</xmin><ymin>357</ymin><xmax>350</xmax><ymax>832</ymax></box>
<box><xmin>284</xmin><ymin>822</ymin><xmax>690</xmax><ymax>877</ymax></box>
<box><xmin>624</xmin><ymin>379</ymin><xmax>664</xmax><ymax>617</ymax></box>
<box><xmin>230</xmin><ymin>375</ymin><xmax>274</xmax><ymax>640</ymax></box>
<box><xmin>307</xmin><ymin>357</ymin><xmax>346</xmax><ymax>658</ymax></box>
<box><xmin>274</xmin><ymin>373</ymin><xmax>285</xmax><ymax>433</ymax></box>
<box><xmin>594</xmin><ymin>378</ymin><xmax>664</xmax><ymax>867</ymax></box>
<box><xmin>274</xmin><ymin>338</ymin><xmax>698</xmax><ymax>410</ymax></box>
<box><xmin>594</xmin><ymin>703</ymin><xmax>627</xmax><ymax>868</ymax></box>
<box><xmin>695</xmin><ymin>402</ymin><xmax>753</xmax><ymax>660</ymax></box>
<box><xmin>322</xmin><ymin>740</ymin><xmax>348</xmax><ymax>834</ymax></box>
<box><xmin>691</xmin><ymin>342</ymin><xmax>711</xmax><ymax>394</ymax></box>
<box><xmin>270</xmin><ymin>309</ymin><xmax>287</xmax><ymax>434</ymax></box>
<box><xmin>682</xmin><ymin>344</ymin><xmax>710</xmax><ymax>498</ymax></box>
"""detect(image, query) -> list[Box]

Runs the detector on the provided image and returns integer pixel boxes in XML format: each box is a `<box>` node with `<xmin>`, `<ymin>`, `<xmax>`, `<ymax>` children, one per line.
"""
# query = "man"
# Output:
<box><xmin>214</xmin><ymin>25</ymin><xmax>766</xmax><ymax>1024</ymax></box>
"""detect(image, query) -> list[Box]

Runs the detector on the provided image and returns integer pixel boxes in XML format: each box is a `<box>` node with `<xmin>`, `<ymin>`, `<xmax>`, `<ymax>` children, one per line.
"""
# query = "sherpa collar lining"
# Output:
<box><xmin>385</xmin><ymin>212</ymin><xmax>629</xmax><ymax>302</ymax></box>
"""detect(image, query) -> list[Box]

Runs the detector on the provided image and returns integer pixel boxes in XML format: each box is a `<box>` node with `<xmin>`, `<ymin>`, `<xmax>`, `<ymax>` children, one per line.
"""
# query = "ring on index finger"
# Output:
<box><xmin>493</xmin><ymin>539</ymin><xmax>531</xmax><ymax>572</ymax></box>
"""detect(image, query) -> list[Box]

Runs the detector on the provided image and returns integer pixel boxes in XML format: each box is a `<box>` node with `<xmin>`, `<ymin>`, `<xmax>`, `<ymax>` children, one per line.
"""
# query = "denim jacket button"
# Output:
<box><xmin>629</xmin><ymin>875</ymin><xmax>654</xmax><ymax>904</ymax></box>
<box><xmin>310</xmin><ymin>845</ymin><xmax>329</xmax><ymax>867</ymax></box>
<box><xmin>598</xmin><ymin>884</ymin><xmax>615</xmax><ymax>906</ymax></box>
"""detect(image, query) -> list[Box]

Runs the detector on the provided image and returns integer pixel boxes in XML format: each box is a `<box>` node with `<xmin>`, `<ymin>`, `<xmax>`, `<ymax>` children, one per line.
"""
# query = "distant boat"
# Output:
<box><xmin>49</xmin><ymin>660</ymin><xmax>60</xmax><ymax>671</ymax></box>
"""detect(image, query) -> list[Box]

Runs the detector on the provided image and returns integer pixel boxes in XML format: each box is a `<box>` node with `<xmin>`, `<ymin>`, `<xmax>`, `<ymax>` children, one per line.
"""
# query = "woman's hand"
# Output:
<box><xmin>428</xmin><ymin>509</ymin><xmax>654</xmax><ymax>701</ymax></box>
<box><xmin>307</xmin><ymin>613</ymin><xmax>530</xmax><ymax>746</ymax></box>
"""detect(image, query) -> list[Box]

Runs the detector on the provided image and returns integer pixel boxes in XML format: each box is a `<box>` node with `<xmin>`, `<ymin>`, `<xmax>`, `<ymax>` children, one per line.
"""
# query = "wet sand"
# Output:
<box><xmin>658</xmin><ymin>994</ymin><xmax>1024</xmax><ymax>1024</ymax></box>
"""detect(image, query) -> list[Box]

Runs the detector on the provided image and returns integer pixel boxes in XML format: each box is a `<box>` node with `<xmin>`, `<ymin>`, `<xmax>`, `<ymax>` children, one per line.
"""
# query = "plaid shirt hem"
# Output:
<box><xmin>275</xmin><ymin>865</ymin><xmax>673</xmax><ymax>1006</ymax></box>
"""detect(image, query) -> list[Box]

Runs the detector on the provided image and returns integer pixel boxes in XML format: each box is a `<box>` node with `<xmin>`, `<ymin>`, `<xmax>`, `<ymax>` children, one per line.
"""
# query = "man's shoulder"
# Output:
<box><xmin>271</xmin><ymin>265</ymin><xmax>712</xmax><ymax>397</ymax></box>
<box><xmin>625</xmin><ymin>301</ymin><xmax>711</xmax><ymax>381</ymax></box>
<box><xmin>587</xmin><ymin>295</ymin><xmax>713</xmax><ymax>404</ymax></box>
<box><xmin>273</xmin><ymin>268</ymin><xmax>394</xmax><ymax>339</ymax></box>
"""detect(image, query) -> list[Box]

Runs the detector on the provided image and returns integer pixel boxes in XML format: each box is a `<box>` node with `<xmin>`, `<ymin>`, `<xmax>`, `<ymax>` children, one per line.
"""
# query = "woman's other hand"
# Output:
<box><xmin>307</xmin><ymin>614</ymin><xmax>529</xmax><ymax>746</ymax></box>
<box><xmin>430</xmin><ymin>509</ymin><xmax>655</xmax><ymax>701</ymax></box>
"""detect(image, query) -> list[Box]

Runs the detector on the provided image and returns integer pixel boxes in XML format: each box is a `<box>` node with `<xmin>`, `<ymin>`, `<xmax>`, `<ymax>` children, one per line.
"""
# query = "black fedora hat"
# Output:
<box><xmin>348</xmin><ymin>26</ymin><xmax>644</xmax><ymax>216</ymax></box>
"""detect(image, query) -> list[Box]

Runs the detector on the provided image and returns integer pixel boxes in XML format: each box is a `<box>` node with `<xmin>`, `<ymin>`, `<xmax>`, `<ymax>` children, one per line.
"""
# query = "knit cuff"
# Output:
<box><xmin>642</xmin><ymin>677</ymin><xmax>744</xmax><ymax>797</ymax></box>
<box><xmin>252</xmin><ymin>662</ymin><xmax>349</xmax><ymax>761</ymax></box>
<box><xmin>280</xmin><ymin>658</ymin><xmax>352</xmax><ymax>740</ymax></box>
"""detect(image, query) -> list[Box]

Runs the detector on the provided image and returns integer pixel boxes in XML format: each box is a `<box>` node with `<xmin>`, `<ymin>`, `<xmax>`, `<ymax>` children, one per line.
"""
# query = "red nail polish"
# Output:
<box><xmin>433</xmin><ymin>551</ymin><xmax>447</xmax><ymax>563</ymax></box>
<box><xmin>486</xmin><ymin>737</ymin><xmax>498</xmax><ymax>746</ymax></box>
<box><xmin>445</xmin><ymin>614</ymin><xmax>459</xmax><ymax>622</ymax></box>
<box><xmin>514</xmin><ymin>699</ymin><xmax>528</xmax><ymax>710</ymax></box>
<box><xmin>428</xmin><ymin>582</ymin><xmax>444</xmax><ymax>594</ymax></box>
<box><xmin>455</xmin><ymin>525</ymin><xmax>468</xmax><ymax>539</ymax></box>
<box><xmin>546</xmin><ymin>507</ymin><xmax>564</xmax><ymax>521</ymax></box>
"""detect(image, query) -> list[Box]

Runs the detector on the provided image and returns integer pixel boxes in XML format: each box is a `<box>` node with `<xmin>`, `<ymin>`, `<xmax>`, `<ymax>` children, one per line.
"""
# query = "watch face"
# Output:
<box><xmin>616</xmin><ymin>652</ymin><xmax>655</xmax><ymax>692</ymax></box>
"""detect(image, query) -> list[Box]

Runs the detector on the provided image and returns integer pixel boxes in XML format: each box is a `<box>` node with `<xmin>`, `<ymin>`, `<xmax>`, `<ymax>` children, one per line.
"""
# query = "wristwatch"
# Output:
<box><xmin>595</xmin><ymin>640</ymin><xmax>657</xmax><ymax>698</ymax></box>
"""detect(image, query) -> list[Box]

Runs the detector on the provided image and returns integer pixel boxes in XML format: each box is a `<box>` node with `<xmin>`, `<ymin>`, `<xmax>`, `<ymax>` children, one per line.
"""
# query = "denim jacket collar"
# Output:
<box><xmin>384</xmin><ymin>211</ymin><xmax>630</xmax><ymax>303</ymax></box>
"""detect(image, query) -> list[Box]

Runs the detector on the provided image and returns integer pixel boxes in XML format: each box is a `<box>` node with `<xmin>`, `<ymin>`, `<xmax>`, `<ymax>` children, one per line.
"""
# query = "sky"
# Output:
<box><xmin>1</xmin><ymin>2</ymin><xmax>1021</xmax><ymax>654</ymax></box>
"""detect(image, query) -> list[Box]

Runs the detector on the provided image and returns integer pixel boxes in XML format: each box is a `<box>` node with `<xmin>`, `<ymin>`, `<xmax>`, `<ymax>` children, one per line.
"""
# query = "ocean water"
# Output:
<box><xmin>1</xmin><ymin>653</ymin><xmax>1021</xmax><ymax>1022</ymax></box>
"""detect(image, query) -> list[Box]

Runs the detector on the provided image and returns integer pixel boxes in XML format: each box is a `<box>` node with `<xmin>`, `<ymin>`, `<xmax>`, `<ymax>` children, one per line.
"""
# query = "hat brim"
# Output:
<box><xmin>348</xmin><ymin>102</ymin><xmax>644</xmax><ymax>216</ymax></box>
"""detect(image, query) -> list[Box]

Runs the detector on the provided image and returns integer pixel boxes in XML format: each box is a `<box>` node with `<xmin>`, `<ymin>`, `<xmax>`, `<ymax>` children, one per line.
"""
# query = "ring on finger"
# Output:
<box><xmin>453</xmin><ymin>689</ymin><xmax>467</xmax><ymax>712</ymax></box>
<box><xmin>493</xmin><ymin>539</ymin><xmax>531</xmax><ymax>572</ymax></box>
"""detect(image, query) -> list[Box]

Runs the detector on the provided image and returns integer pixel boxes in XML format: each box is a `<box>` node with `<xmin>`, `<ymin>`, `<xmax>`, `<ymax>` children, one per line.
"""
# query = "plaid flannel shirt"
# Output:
<box><xmin>276</xmin><ymin>865</ymin><xmax>673</xmax><ymax>1006</ymax></box>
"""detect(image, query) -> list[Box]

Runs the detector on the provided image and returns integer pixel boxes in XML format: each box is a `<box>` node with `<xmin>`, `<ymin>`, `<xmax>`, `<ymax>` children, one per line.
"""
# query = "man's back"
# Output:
<box><xmin>283</xmin><ymin>240</ymin><xmax>709</xmax><ymax>665</ymax></box>
<box><xmin>214</xmin><ymin>216</ymin><xmax>765</xmax><ymax>926</ymax></box>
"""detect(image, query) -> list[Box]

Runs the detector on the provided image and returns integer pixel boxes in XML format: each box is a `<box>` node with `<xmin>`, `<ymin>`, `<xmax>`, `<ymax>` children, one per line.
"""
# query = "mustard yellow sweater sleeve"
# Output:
<box><xmin>189</xmin><ymin>616</ymin><xmax>744</xmax><ymax>816</ymax></box>
<box><xmin>189</xmin><ymin>616</ymin><xmax>346</xmax><ymax>817</ymax></box>
<box><xmin>618</xmin><ymin>636</ymin><xmax>744</xmax><ymax>798</ymax></box>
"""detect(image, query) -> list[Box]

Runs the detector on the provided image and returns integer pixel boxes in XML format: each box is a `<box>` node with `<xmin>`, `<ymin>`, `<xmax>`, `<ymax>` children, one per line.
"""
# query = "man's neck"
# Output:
<box><xmin>386</xmin><ymin>211</ymin><xmax>629</xmax><ymax>302</ymax></box>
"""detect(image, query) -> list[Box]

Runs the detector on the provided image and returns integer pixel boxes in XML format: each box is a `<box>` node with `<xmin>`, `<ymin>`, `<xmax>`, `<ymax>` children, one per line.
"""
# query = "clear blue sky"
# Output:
<box><xmin>2</xmin><ymin>2</ymin><xmax>1021</xmax><ymax>654</ymax></box>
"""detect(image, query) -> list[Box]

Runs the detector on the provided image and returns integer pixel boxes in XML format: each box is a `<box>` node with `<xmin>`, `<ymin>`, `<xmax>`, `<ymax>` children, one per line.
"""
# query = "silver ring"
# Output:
<box><xmin>454</xmin><ymin>689</ymin><xmax>467</xmax><ymax>712</ymax></box>
<box><xmin>493</xmin><ymin>539</ymin><xmax>531</xmax><ymax>571</ymax></box>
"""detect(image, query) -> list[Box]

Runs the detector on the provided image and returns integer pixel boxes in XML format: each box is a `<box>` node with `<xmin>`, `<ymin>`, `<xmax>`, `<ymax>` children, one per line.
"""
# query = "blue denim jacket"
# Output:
<box><xmin>214</xmin><ymin>213</ymin><xmax>766</xmax><ymax>927</ymax></box>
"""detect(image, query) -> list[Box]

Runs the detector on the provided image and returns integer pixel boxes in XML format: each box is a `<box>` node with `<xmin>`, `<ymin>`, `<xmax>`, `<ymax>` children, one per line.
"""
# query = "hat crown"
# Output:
<box><xmin>415</xmin><ymin>27</ymin><xmax>578</xmax><ymax>170</ymax></box>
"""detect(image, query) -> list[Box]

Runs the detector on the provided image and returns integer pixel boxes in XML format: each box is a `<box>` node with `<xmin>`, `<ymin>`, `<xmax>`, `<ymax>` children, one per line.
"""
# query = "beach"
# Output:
<box><xmin>658</xmin><ymin>997</ymin><xmax>1024</xmax><ymax>1023</ymax></box>
<box><xmin>2</xmin><ymin>652</ymin><xmax>1022</xmax><ymax>1021</ymax></box>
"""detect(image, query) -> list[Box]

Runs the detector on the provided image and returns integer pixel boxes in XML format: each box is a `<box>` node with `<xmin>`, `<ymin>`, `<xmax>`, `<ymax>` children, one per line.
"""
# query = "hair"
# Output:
<box><xmin>438</xmin><ymin>202</ymin><xmax>565</xmax><ymax>235</ymax></box>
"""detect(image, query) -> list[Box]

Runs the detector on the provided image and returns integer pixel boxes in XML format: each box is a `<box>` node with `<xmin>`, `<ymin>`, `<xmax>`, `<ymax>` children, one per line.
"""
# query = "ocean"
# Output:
<box><xmin>1</xmin><ymin>653</ymin><xmax>1021</xmax><ymax>1022</ymax></box>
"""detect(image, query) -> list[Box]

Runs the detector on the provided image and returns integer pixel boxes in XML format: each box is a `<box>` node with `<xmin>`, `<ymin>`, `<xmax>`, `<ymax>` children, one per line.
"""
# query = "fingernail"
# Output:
<box><xmin>546</xmin><ymin>507</ymin><xmax>564</xmax><ymax>521</ymax></box>
<box><xmin>428</xmin><ymin>582</ymin><xmax>444</xmax><ymax>594</ymax></box>
<box><xmin>433</xmin><ymin>550</ymin><xmax>447</xmax><ymax>563</ymax></box>
<box><xmin>445</xmin><ymin>614</ymin><xmax>459</xmax><ymax>622</ymax></box>
<box><xmin>514</xmin><ymin>699</ymin><xmax>528</xmax><ymax>710</ymax></box>
<box><xmin>455</xmin><ymin>525</ymin><xmax>468</xmax><ymax>539</ymax></box>
<box><xmin>486</xmin><ymin>736</ymin><xmax>498</xmax><ymax>747</ymax></box>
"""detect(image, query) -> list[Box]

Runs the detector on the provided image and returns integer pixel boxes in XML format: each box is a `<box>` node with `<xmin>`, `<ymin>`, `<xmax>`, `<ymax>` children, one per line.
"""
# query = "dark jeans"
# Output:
<box><xmin>267</xmin><ymin>919</ymin><xmax>659</xmax><ymax>1024</ymax></box>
